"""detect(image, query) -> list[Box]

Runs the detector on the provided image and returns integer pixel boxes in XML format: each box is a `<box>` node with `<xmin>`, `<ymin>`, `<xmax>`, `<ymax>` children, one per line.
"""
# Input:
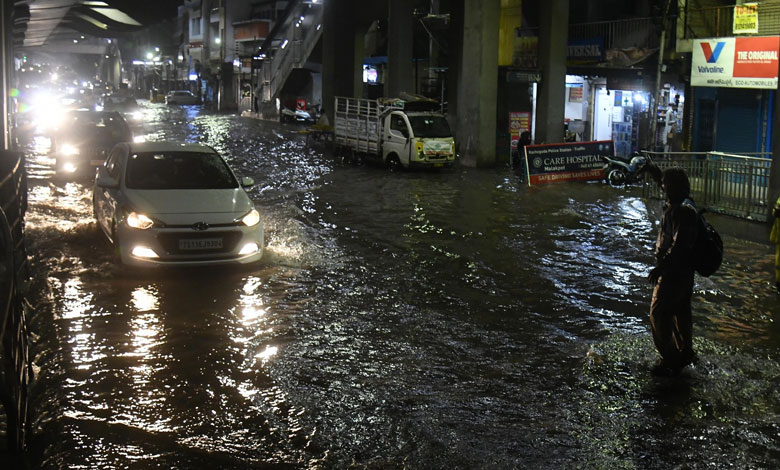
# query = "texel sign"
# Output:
<box><xmin>692</xmin><ymin>36</ymin><xmax>779</xmax><ymax>89</ymax></box>
<box><xmin>525</xmin><ymin>141</ymin><xmax>612</xmax><ymax>186</ymax></box>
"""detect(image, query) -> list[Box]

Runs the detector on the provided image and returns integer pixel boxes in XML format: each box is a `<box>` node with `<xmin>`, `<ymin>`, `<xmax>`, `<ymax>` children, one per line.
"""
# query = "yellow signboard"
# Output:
<box><xmin>734</xmin><ymin>3</ymin><xmax>759</xmax><ymax>34</ymax></box>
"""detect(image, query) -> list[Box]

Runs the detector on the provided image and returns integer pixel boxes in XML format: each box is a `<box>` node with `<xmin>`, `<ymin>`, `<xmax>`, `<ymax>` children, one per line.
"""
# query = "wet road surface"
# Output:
<box><xmin>19</xmin><ymin>102</ymin><xmax>780</xmax><ymax>468</ymax></box>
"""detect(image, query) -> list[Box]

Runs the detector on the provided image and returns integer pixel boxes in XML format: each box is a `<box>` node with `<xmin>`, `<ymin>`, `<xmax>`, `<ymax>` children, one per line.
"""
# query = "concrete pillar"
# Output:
<box><xmin>536</xmin><ymin>0</ymin><xmax>568</xmax><ymax>144</ymax></box>
<box><xmin>322</xmin><ymin>0</ymin><xmax>355</xmax><ymax>120</ymax></box>
<box><xmin>447</xmin><ymin>0</ymin><xmax>463</xmax><ymax>123</ymax></box>
<box><xmin>456</xmin><ymin>0</ymin><xmax>500</xmax><ymax>167</ymax></box>
<box><xmin>386</xmin><ymin>0</ymin><xmax>414</xmax><ymax>97</ymax></box>
<box><xmin>1</xmin><ymin>0</ymin><xmax>9</xmax><ymax>150</ymax></box>
<box><xmin>353</xmin><ymin>25</ymin><xmax>367</xmax><ymax>99</ymax></box>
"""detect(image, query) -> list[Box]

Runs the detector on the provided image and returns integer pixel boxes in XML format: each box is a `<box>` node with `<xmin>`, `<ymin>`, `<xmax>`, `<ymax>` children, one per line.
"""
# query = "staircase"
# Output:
<box><xmin>256</xmin><ymin>0</ymin><xmax>324</xmax><ymax>104</ymax></box>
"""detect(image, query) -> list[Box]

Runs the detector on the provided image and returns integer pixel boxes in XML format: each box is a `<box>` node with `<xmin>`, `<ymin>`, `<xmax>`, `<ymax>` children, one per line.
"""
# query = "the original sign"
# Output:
<box><xmin>525</xmin><ymin>140</ymin><xmax>612</xmax><ymax>186</ymax></box>
<box><xmin>692</xmin><ymin>36</ymin><xmax>779</xmax><ymax>89</ymax></box>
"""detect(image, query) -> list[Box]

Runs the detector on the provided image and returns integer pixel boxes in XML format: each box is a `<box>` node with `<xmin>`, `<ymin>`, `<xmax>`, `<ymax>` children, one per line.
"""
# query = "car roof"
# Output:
<box><xmin>126</xmin><ymin>141</ymin><xmax>218</xmax><ymax>154</ymax></box>
<box><xmin>65</xmin><ymin>109</ymin><xmax>123</xmax><ymax>118</ymax></box>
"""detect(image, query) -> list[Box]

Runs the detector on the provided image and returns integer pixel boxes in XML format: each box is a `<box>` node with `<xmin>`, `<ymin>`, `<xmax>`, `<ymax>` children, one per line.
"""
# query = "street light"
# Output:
<box><xmin>146</xmin><ymin>52</ymin><xmax>153</xmax><ymax>60</ymax></box>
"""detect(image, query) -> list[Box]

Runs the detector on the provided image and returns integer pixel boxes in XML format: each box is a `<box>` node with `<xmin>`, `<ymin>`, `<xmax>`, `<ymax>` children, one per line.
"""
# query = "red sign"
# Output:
<box><xmin>509</xmin><ymin>111</ymin><xmax>530</xmax><ymax>149</ymax></box>
<box><xmin>733</xmin><ymin>36</ymin><xmax>779</xmax><ymax>78</ymax></box>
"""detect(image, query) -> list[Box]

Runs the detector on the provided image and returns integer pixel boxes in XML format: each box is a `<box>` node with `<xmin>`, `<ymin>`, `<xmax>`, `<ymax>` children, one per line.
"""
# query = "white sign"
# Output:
<box><xmin>692</xmin><ymin>37</ymin><xmax>779</xmax><ymax>89</ymax></box>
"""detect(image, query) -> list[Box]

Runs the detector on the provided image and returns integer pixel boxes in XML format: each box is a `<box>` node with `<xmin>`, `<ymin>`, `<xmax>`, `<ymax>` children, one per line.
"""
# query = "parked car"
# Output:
<box><xmin>52</xmin><ymin>109</ymin><xmax>133</xmax><ymax>175</ymax></box>
<box><xmin>93</xmin><ymin>141</ymin><xmax>264</xmax><ymax>267</ymax></box>
<box><xmin>165</xmin><ymin>90</ymin><xmax>199</xmax><ymax>105</ymax></box>
<box><xmin>100</xmin><ymin>93</ymin><xmax>143</xmax><ymax>122</ymax></box>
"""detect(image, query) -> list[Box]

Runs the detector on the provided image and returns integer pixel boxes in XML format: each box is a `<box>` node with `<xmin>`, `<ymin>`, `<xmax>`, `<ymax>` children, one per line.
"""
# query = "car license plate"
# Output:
<box><xmin>434</xmin><ymin>163</ymin><xmax>444</xmax><ymax>168</ymax></box>
<box><xmin>179</xmin><ymin>238</ymin><xmax>223</xmax><ymax>250</ymax></box>
<box><xmin>91</xmin><ymin>159</ymin><xmax>105</xmax><ymax>166</ymax></box>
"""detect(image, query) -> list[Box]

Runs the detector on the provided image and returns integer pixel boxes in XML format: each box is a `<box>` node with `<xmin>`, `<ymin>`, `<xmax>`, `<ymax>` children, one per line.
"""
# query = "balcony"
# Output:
<box><xmin>569</xmin><ymin>16</ymin><xmax>661</xmax><ymax>50</ymax></box>
<box><xmin>515</xmin><ymin>16</ymin><xmax>661</xmax><ymax>69</ymax></box>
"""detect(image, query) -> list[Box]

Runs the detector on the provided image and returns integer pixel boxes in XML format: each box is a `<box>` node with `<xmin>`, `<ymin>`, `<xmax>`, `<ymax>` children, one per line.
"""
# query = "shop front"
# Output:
<box><xmin>690</xmin><ymin>36</ymin><xmax>779</xmax><ymax>155</ymax></box>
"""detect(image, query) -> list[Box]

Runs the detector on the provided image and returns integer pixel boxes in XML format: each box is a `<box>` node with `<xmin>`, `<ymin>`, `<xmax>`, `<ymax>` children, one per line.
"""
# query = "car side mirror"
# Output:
<box><xmin>95</xmin><ymin>170</ymin><xmax>119</xmax><ymax>189</ymax></box>
<box><xmin>241</xmin><ymin>176</ymin><xmax>255</xmax><ymax>188</ymax></box>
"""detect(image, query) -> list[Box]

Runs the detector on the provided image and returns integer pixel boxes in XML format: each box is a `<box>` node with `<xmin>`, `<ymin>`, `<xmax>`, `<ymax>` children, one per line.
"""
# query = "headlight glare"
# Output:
<box><xmin>238</xmin><ymin>243</ymin><xmax>259</xmax><ymax>255</ymax></box>
<box><xmin>131</xmin><ymin>246</ymin><xmax>159</xmax><ymax>258</ymax></box>
<box><xmin>61</xmin><ymin>143</ymin><xmax>79</xmax><ymax>156</ymax></box>
<box><xmin>126</xmin><ymin>212</ymin><xmax>154</xmax><ymax>229</ymax></box>
<box><xmin>241</xmin><ymin>208</ymin><xmax>261</xmax><ymax>227</ymax></box>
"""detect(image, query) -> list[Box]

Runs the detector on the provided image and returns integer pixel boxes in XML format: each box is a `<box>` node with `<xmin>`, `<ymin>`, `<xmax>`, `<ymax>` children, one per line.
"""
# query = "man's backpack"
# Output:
<box><xmin>683</xmin><ymin>199</ymin><xmax>723</xmax><ymax>277</ymax></box>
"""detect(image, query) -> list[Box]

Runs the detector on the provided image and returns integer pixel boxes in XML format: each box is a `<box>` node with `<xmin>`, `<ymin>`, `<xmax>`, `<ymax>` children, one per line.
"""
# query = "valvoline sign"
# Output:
<box><xmin>692</xmin><ymin>37</ymin><xmax>779</xmax><ymax>89</ymax></box>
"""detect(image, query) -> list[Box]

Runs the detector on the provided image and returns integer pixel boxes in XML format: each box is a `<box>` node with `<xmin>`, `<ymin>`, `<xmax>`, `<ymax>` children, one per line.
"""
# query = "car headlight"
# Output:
<box><xmin>126</xmin><ymin>211</ymin><xmax>154</xmax><ymax>229</ymax></box>
<box><xmin>61</xmin><ymin>143</ymin><xmax>79</xmax><ymax>156</ymax></box>
<box><xmin>241</xmin><ymin>208</ymin><xmax>261</xmax><ymax>227</ymax></box>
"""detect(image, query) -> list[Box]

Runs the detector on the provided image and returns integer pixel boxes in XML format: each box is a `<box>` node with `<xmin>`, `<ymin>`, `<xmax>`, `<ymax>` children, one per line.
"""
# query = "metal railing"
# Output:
<box><xmin>683</xmin><ymin>2</ymin><xmax>780</xmax><ymax>39</ymax></box>
<box><xmin>642</xmin><ymin>151</ymin><xmax>771</xmax><ymax>222</ymax></box>
<box><xmin>0</xmin><ymin>151</ymin><xmax>30</xmax><ymax>453</ymax></box>
<box><xmin>569</xmin><ymin>16</ymin><xmax>662</xmax><ymax>49</ymax></box>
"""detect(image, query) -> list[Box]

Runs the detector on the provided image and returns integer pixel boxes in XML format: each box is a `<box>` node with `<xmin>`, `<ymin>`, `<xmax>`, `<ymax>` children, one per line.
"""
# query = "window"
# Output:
<box><xmin>106</xmin><ymin>146</ymin><xmax>125</xmax><ymax>180</ymax></box>
<box><xmin>407</xmin><ymin>116</ymin><xmax>452</xmax><ymax>138</ymax></box>
<box><xmin>390</xmin><ymin>115</ymin><xmax>408</xmax><ymax>137</ymax></box>
<box><xmin>191</xmin><ymin>17</ymin><xmax>201</xmax><ymax>36</ymax></box>
<box><xmin>126</xmin><ymin>152</ymin><xmax>238</xmax><ymax>190</ymax></box>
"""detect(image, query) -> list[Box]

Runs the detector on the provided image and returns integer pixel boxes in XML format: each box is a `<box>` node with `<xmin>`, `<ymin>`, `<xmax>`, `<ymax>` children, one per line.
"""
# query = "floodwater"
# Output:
<box><xmin>18</xmin><ymin>102</ymin><xmax>780</xmax><ymax>469</ymax></box>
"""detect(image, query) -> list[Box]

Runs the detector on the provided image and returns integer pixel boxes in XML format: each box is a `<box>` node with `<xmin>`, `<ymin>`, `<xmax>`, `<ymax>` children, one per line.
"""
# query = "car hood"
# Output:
<box><xmin>126</xmin><ymin>188</ymin><xmax>254</xmax><ymax>222</ymax></box>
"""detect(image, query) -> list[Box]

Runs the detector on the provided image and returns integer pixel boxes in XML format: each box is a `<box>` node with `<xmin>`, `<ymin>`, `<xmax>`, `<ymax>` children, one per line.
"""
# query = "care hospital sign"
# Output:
<box><xmin>691</xmin><ymin>37</ymin><xmax>779</xmax><ymax>89</ymax></box>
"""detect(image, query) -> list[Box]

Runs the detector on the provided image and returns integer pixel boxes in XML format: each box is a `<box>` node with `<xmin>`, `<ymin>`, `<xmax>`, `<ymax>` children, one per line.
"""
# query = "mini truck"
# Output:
<box><xmin>334</xmin><ymin>96</ymin><xmax>455</xmax><ymax>169</ymax></box>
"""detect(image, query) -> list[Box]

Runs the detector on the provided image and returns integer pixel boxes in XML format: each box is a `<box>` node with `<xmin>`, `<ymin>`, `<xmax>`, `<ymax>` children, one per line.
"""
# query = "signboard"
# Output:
<box><xmin>691</xmin><ymin>36</ymin><xmax>779</xmax><ymax>89</ymax></box>
<box><xmin>513</xmin><ymin>36</ymin><xmax>538</xmax><ymax>68</ymax></box>
<box><xmin>525</xmin><ymin>140</ymin><xmax>612</xmax><ymax>186</ymax></box>
<box><xmin>567</xmin><ymin>38</ymin><xmax>604</xmax><ymax>64</ymax></box>
<box><xmin>568</xmin><ymin>84</ymin><xmax>583</xmax><ymax>103</ymax></box>
<box><xmin>734</xmin><ymin>3</ymin><xmax>759</xmax><ymax>34</ymax></box>
<box><xmin>509</xmin><ymin>111</ymin><xmax>531</xmax><ymax>150</ymax></box>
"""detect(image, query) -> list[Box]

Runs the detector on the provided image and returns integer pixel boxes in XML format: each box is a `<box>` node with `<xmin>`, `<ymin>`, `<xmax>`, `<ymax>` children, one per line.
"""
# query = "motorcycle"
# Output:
<box><xmin>602</xmin><ymin>153</ymin><xmax>649</xmax><ymax>187</ymax></box>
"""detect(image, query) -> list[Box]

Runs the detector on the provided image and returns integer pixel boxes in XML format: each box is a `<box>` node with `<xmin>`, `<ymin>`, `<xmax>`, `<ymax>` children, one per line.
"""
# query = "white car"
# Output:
<box><xmin>93</xmin><ymin>141</ymin><xmax>264</xmax><ymax>267</ymax></box>
<box><xmin>165</xmin><ymin>90</ymin><xmax>199</xmax><ymax>105</ymax></box>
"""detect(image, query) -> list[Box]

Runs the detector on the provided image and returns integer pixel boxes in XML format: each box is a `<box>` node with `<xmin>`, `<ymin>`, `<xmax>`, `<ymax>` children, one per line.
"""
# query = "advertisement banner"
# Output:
<box><xmin>509</xmin><ymin>112</ymin><xmax>531</xmax><ymax>150</ymax></box>
<box><xmin>525</xmin><ymin>140</ymin><xmax>612</xmax><ymax>186</ymax></box>
<box><xmin>692</xmin><ymin>36</ymin><xmax>779</xmax><ymax>89</ymax></box>
<box><xmin>734</xmin><ymin>3</ymin><xmax>759</xmax><ymax>34</ymax></box>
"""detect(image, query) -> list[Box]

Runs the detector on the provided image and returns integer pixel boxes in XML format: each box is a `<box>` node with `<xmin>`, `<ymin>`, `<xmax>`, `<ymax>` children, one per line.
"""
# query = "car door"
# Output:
<box><xmin>95</xmin><ymin>145</ymin><xmax>125</xmax><ymax>237</ymax></box>
<box><xmin>385</xmin><ymin>112</ymin><xmax>412</xmax><ymax>166</ymax></box>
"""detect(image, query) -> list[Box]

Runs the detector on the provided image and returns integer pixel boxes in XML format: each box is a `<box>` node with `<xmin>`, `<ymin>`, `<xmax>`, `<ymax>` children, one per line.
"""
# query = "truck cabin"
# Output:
<box><xmin>389</xmin><ymin>113</ymin><xmax>452</xmax><ymax>139</ymax></box>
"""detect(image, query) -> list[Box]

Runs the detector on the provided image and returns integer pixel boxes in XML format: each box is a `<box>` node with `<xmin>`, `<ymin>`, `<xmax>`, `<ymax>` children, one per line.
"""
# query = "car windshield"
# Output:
<box><xmin>125</xmin><ymin>151</ymin><xmax>239</xmax><ymax>190</ymax></box>
<box><xmin>407</xmin><ymin>115</ymin><xmax>452</xmax><ymax>138</ymax></box>
<box><xmin>63</xmin><ymin>113</ymin><xmax>130</xmax><ymax>141</ymax></box>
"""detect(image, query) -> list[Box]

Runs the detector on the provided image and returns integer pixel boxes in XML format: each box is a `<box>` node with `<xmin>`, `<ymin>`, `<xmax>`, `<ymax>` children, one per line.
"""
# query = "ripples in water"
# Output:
<box><xmin>20</xmin><ymin>102</ymin><xmax>780</xmax><ymax>469</ymax></box>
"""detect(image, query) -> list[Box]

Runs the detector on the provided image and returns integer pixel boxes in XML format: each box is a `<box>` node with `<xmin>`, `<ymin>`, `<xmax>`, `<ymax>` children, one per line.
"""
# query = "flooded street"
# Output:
<box><xmin>20</xmin><ymin>102</ymin><xmax>780</xmax><ymax>469</ymax></box>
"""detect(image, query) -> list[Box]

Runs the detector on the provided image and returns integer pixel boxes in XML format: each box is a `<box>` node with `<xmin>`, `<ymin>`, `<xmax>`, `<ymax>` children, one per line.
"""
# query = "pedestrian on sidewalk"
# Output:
<box><xmin>647</xmin><ymin>167</ymin><xmax>699</xmax><ymax>377</ymax></box>
<box><xmin>770</xmin><ymin>196</ymin><xmax>780</xmax><ymax>293</ymax></box>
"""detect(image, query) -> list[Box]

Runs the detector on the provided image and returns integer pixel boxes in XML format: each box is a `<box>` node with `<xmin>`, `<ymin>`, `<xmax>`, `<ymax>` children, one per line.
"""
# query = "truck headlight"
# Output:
<box><xmin>126</xmin><ymin>212</ymin><xmax>154</xmax><ymax>230</ymax></box>
<box><xmin>241</xmin><ymin>209</ymin><xmax>261</xmax><ymax>227</ymax></box>
<box><xmin>61</xmin><ymin>143</ymin><xmax>79</xmax><ymax>156</ymax></box>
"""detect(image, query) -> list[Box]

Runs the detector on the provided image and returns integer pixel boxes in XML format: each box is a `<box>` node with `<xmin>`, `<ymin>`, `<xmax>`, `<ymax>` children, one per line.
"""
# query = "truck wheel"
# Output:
<box><xmin>342</xmin><ymin>149</ymin><xmax>354</xmax><ymax>165</ymax></box>
<box><xmin>387</xmin><ymin>155</ymin><xmax>402</xmax><ymax>172</ymax></box>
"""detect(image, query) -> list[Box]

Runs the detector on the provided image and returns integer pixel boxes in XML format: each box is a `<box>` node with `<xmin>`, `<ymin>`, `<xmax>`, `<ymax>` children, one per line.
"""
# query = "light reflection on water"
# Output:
<box><xmin>21</xmin><ymin>101</ymin><xmax>780</xmax><ymax>468</ymax></box>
